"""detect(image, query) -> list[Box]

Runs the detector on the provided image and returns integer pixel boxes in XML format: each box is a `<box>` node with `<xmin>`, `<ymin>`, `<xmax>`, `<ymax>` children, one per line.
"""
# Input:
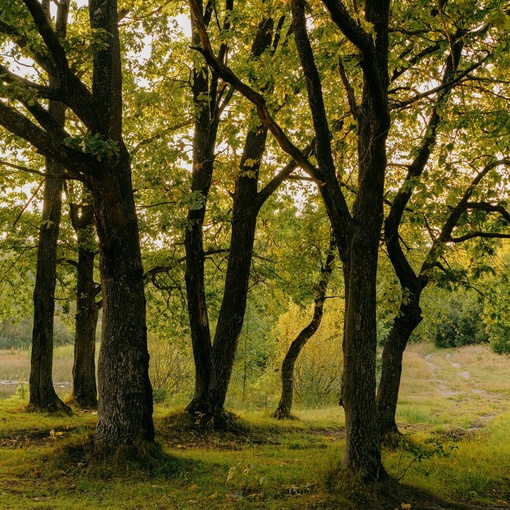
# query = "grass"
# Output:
<box><xmin>2</xmin><ymin>343</ymin><xmax>510</xmax><ymax>509</ymax></box>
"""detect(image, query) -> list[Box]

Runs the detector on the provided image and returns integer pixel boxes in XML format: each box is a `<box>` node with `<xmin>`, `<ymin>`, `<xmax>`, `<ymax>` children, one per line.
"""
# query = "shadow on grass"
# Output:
<box><xmin>54</xmin><ymin>436</ymin><xmax>196</xmax><ymax>480</ymax></box>
<box><xmin>323</xmin><ymin>467</ymin><xmax>505</xmax><ymax>510</ymax></box>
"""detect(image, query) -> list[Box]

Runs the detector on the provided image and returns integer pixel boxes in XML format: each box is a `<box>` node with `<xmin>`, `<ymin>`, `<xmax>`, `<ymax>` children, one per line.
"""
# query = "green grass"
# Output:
<box><xmin>2</xmin><ymin>343</ymin><xmax>510</xmax><ymax>509</ymax></box>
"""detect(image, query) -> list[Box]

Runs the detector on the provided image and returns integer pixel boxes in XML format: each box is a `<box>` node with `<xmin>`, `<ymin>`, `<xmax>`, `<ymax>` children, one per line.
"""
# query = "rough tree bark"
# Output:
<box><xmin>29</xmin><ymin>0</ymin><xmax>70</xmax><ymax>414</ymax></box>
<box><xmin>274</xmin><ymin>235</ymin><xmax>336</xmax><ymax>419</ymax></box>
<box><xmin>0</xmin><ymin>0</ymin><xmax>154</xmax><ymax>445</ymax></box>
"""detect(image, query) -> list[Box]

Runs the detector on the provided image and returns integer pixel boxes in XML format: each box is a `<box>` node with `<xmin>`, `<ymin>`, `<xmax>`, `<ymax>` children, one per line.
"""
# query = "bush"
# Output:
<box><xmin>0</xmin><ymin>316</ymin><xmax>74</xmax><ymax>349</ymax></box>
<box><xmin>433</xmin><ymin>295</ymin><xmax>488</xmax><ymax>348</ymax></box>
<box><xmin>410</xmin><ymin>287</ymin><xmax>488</xmax><ymax>348</ymax></box>
<box><xmin>487</xmin><ymin>323</ymin><xmax>510</xmax><ymax>355</ymax></box>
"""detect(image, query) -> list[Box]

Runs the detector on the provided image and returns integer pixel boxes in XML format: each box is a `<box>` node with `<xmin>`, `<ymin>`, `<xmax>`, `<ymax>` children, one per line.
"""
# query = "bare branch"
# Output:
<box><xmin>394</xmin><ymin>55</ymin><xmax>491</xmax><ymax>109</ymax></box>
<box><xmin>337</xmin><ymin>57</ymin><xmax>359</xmax><ymax>119</ymax></box>
<box><xmin>451</xmin><ymin>232</ymin><xmax>510</xmax><ymax>243</ymax></box>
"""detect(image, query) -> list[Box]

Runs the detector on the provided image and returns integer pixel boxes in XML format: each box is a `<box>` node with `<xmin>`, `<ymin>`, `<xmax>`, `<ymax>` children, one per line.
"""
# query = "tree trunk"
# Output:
<box><xmin>340</xmin><ymin>77</ymin><xmax>389</xmax><ymax>479</ymax></box>
<box><xmin>376</xmin><ymin>40</ymin><xmax>463</xmax><ymax>441</ymax></box>
<box><xmin>209</xmin><ymin>123</ymin><xmax>268</xmax><ymax>411</ymax></box>
<box><xmin>29</xmin><ymin>0</ymin><xmax>70</xmax><ymax>414</ymax></box>
<box><xmin>341</xmin><ymin>235</ymin><xmax>385</xmax><ymax>479</ymax></box>
<box><xmin>68</xmin><ymin>203</ymin><xmax>99</xmax><ymax>409</ymax></box>
<box><xmin>92</xmin><ymin>157</ymin><xmax>154</xmax><ymax>445</ymax></box>
<box><xmin>89</xmin><ymin>0</ymin><xmax>153</xmax><ymax>446</ymax></box>
<box><xmin>376</xmin><ymin>298</ymin><xmax>422</xmax><ymax>439</ymax></box>
<box><xmin>184</xmin><ymin>62</ymin><xmax>219</xmax><ymax>414</ymax></box>
<box><xmin>274</xmin><ymin>235</ymin><xmax>335</xmax><ymax>419</ymax></box>
<box><xmin>29</xmin><ymin>161</ymin><xmax>70</xmax><ymax>413</ymax></box>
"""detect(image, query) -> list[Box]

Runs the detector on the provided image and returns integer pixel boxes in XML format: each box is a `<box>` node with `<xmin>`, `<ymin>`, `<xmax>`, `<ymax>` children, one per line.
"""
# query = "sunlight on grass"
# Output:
<box><xmin>2</xmin><ymin>343</ymin><xmax>510</xmax><ymax>509</ymax></box>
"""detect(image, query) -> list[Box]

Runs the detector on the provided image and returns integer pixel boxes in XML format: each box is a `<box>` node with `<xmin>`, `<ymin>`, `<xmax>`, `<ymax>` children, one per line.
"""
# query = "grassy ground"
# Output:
<box><xmin>1</xmin><ymin>343</ymin><xmax>510</xmax><ymax>509</ymax></box>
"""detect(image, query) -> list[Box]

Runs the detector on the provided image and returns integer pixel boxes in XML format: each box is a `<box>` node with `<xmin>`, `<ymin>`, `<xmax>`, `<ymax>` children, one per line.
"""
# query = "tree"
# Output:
<box><xmin>28</xmin><ymin>0</ymin><xmax>70</xmax><ymax>413</ymax></box>
<box><xmin>376</xmin><ymin>2</ymin><xmax>510</xmax><ymax>438</ymax></box>
<box><xmin>274</xmin><ymin>232</ymin><xmax>336</xmax><ymax>419</ymax></box>
<box><xmin>0</xmin><ymin>0</ymin><xmax>154</xmax><ymax>446</ymax></box>
<box><xmin>189</xmin><ymin>0</ymin><xmax>391</xmax><ymax>478</ymax></box>
<box><xmin>185</xmin><ymin>6</ymin><xmax>301</xmax><ymax>424</ymax></box>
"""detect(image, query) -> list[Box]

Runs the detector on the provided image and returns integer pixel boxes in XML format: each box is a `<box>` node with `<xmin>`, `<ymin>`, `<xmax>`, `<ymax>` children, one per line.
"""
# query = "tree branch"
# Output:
<box><xmin>451</xmin><ymin>232</ymin><xmax>510</xmax><ymax>243</ymax></box>
<box><xmin>188</xmin><ymin>0</ymin><xmax>321</xmax><ymax>183</ymax></box>
<box><xmin>0</xmin><ymin>102</ymin><xmax>99</xmax><ymax>177</ymax></box>
<box><xmin>23</xmin><ymin>0</ymin><xmax>70</xmax><ymax>75</ymax></box>
<box><xmin>466</xmin><ymin>202</ymin><xmax>510</xmax><ymax>224</ymax></box>
<box><xmin>320</xmin><ymin>0</ymin><xmax>371</xmax><ymax>52</ymax></box>
<box><xmin>394</xmin><ymin>55</ymin><xmax>491</xmax><ymax>109</ymax></box>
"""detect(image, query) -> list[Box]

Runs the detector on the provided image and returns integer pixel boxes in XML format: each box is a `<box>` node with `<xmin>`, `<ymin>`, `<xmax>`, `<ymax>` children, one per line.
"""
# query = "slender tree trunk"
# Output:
<box><xmin>274</xmin><ymin>236</ymin><xmax>336</xmax><ymax>419</ymax></box>
<box><xmin>68</xmin><ymin>203</ymin><xmax>99</xmax><ymax>409</ymax></box>
<box><xmin>209</xmin><ymin>122</ymin><xmax>268</xmax><ymax>411</ymax></box>
<box><xmin>29</xmin><ymin>163</ymin><xmax>69</xmax><ymax>413</ymax></box>
<box><xmin>376</xmin><ymin>297</ymin><xmax>422</xmax><ymax>439</ymax></box>
<box><xmin>376</xmin><ymin>40</ymin><xmax>463</xmax><ymax>441</ymax></box>
<box><xmin>184</xmin><ymin>65</ymin><xmax>219</xmax><ymax>414</ymax></box>
<box><xmin>29</xmin><ymin>0</ymin><xmax>70</xmax><ymax>414</ymax></box>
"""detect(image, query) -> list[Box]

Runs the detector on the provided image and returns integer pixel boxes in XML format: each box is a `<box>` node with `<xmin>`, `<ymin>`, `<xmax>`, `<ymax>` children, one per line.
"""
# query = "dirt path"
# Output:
<box><xmin>422</xmin><ymin>350</ymin><xmax>506</xmax><ymax>428</ymax></box>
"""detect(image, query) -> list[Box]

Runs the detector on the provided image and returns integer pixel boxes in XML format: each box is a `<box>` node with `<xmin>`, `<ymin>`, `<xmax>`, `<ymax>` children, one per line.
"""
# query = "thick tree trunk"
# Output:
<box><xmin>69</xmin><ymin>203</ymin><xmax>99</xmax><ymax>409</ymax></box>
<box><xmin>89</xmin><ymin>0</ymin><xmax>153</xmax><ymax>445</ymax></box>
<box><xmin>274</xmin><ymin>237</ymin><xmax>335</xmax><ymax>419</ymax></box>
<box><xmin>376</xmin><ymin>298</ymin><xmax>422</xmax><ymax>439</ymax></box>
<box><xmin>341</xmin><ymin>237</ymin><xmax>385</xmax><ymax>479</ymax></box>
<box><xmin>92</xmin><ymin>156</ymin><xmax>154</xmax><ymax>446</ymax></box>
<box><xmin>29</xmin><ymin>0</ymin><xmax>70</xmax><ymax>414</ymax></box>
<box><xmin>340</xmin><ymin>82</ymin><xmax>389</xmax><ymax>479</ymax></box>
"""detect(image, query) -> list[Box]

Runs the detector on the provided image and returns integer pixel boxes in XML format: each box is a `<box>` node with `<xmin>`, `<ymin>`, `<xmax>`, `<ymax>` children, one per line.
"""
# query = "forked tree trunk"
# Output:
<box><xmin>274</xmin><ymin>236</ymin><xmax>335</xmax><ymax>419</ymax></box>
<box><xmin>29</xmin><ymin>0</ymin><xmax>70</xmax><ymax>414</ymax></box>
<box><xmin>0</xmin><ymin>0</ymin><xmax>153</xmax><ymax>444</ymax></box>
<box><xmin>68</xmin><ymin>203</ymin><xmax>99</xmax><ymax>409</ymax></box>
<box><xmin>186</xmin><ymin>15</ymin><xmax>278</xmax><ymax>423</ymax></box>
